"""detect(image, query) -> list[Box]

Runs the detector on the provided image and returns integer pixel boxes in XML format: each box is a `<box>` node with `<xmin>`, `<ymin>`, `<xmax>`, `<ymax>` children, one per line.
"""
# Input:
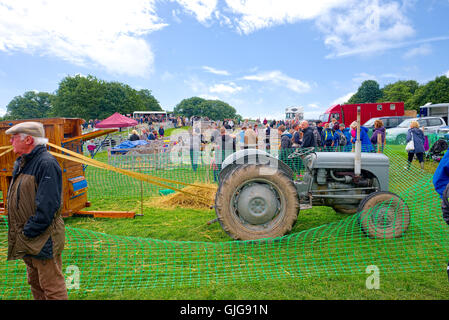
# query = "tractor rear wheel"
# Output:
<box><xmin>215</xmin><ymin>164</ymin><xmax>300</xmax><ymax>240</ymax></box>
<box><xmin>357</xmin><ymin>191</ymin><xmax>410</xmax><ymax>239</ymax></box>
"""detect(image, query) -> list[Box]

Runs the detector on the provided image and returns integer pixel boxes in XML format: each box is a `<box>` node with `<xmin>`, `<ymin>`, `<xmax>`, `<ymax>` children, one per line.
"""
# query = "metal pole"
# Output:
<box><xmin>377</xmin><ymin>133</ymin><xmax>382</xmax><ymax>153</ymax></box>
<box><xmin>139</xmin><ymin>160</ymin><xmax>144</xmax><ymax>217</ymax></box>
<box><xmin>354</xmin><ymin>106</ymin><xmax>362</xmax><ymax>176</ymax></box>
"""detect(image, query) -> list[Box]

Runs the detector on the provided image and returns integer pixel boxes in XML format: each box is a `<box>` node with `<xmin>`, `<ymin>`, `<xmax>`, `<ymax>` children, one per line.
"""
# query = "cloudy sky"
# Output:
<box><xmin>0</xmin><ymin>0</ymin><xmax>448</xmax><ymax>120</ymax></box>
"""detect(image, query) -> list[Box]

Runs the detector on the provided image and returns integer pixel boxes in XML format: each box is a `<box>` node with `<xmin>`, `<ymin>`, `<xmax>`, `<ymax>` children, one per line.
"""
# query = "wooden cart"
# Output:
<box><xmin>0</xmin><ymin>118</ymin><xmax>134</xmax><ymax>218</ymax></box>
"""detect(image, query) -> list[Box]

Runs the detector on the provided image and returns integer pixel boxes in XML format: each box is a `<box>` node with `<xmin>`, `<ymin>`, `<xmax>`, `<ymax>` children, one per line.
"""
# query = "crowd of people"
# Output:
<box><xmin>122</xmin><ymin>114</ymin><xmax>436</xmax><ymax>179</ymax></box>
<box><xmin>82</xmin><ymin>114</ymin><xmax>184</xmax><ymax>131</ymax></box>
<box><xmin>129</xmin><ymin>125</ymin><xmax>165</xmax><ymax>142</ymax></box>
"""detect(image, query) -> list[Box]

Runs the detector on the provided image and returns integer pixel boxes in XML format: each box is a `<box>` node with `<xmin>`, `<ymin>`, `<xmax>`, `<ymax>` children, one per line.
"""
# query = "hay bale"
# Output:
<box><xmin>147</xmin><ymin>183</ymin><xmax>217</xmax><ymax>209</ymax></box>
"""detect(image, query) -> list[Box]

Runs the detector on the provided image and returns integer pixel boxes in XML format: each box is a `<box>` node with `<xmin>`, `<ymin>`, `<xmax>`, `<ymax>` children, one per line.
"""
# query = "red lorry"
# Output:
<box><xmin>318</xmin><ymin>102</ymin><xmax>405</xmax><ymax>127</ymax></box>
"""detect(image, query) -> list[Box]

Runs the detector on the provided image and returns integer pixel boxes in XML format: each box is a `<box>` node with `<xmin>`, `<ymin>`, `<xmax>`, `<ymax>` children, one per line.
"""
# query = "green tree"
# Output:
<box><xmin>380</xmin><ymin>80</ymin><xmax>419</xmax><ymax>110</ymax></box>
<box><xmin>174</xmin><ymin>97</ymin><xmax>206</xmax><ymax>118</ymax></box>
<box><xmin>52</xmin><ymin>75</ymin><xmax>161</xmax><ymax>120</ymax></box>
<box><xmin>174</xmin><ymin>97</ymin><xmax>237</xmax><ymax>120</ymax></box>
<box><xmin>348</xmin><ymin>80</ymin><xmax>383</xmax><ymax>104</ymax></box>
<box><xmin>4</xmin><ymin>91</ymin><xmax>54</xmax><ymax>120</ymax></box>
<box><xmin>407</xmin><ymin>76</ymin><xmax>449</xmax><ymax>111</ymax></box>
<box><xmin>51</xmin><ymin>75</ymin><xmax>104</xmax><ymax>120</ymax></box>
<box><xmin>137</xmin><ymin>89</ymin><xmax>161</xmax><ymax>112</ymax></box>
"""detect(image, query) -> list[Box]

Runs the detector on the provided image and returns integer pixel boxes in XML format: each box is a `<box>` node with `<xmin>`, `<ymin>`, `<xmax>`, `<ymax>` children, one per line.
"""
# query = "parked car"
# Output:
<box><xmin>363</xmin><ymin>116</ymin><xmax>412</xmax><ymax>129</ymax></box>
<box><xmin>386</xmin><ymin>116</ymin><xmax>446</xmax><ymax>144</ymax></box>
<box><xmin>436</xmin><ymin>126</ymin><xmax>449</xmax><ymax>140</ymax></box>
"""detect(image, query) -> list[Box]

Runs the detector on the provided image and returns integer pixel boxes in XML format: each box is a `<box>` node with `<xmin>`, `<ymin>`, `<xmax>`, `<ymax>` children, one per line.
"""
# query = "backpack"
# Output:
<box><xmin>293</xmin><ymin>131</ymin><xmax>301</xmax><ymax>144</ymax></box>
<box><xmin>324</xmin><ymin>129</ymin><xmax>333</xmax><ymax>142</ymax></box>
<box><xmin>337</xmin><ymin>131</ymin><xmax>347</xmax><ymax>146</ymax></box>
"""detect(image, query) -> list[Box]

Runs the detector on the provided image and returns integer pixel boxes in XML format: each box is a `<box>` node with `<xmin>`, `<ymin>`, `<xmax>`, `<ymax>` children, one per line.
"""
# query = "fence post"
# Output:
<box><xmin>377</xmin><ymin>133</ymin><xmax>382</xmax><ymax>153</ymax></box>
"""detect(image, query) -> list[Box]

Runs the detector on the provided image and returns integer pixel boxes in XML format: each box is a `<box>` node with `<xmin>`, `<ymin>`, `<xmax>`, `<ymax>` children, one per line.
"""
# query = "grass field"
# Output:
<box><xmin>62</xmin><ymin>200</ymin><xmax>449</xmax><ymax>300</ymax></box>
<box><xmin>1</xmin><ymin>144</ymin><xmax>449</xmax><ymax>300</ymax></box>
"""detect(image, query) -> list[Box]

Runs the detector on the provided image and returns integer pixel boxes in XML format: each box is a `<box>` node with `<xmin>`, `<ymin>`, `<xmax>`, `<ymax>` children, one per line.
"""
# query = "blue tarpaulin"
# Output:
<box><xmin>110</xmin><ymin>140</ymin><xmax>149</xmax><ymax>154</ymax></box>
<box><xmin>114</xmin><ymin>140</ymin><xmax>149</xmax><ymax>149</ymax></box>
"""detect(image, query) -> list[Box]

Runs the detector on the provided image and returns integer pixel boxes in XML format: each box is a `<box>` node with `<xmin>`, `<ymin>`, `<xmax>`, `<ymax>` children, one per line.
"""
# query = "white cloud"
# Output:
<box><xmin>174</xmin><ymin>0</ymin><xmax>218</xmax><ymax>23</ymax></box>
<box><xmin>223</xmin><ymin>0</ymin><xmax>348</xmax><ymax>34</ymax></box>
<box><xmin>445</xmin><ymin>70</ymin><xmax>449</xmax><ymax>78</ymax></box>
<box><xmin>352</xmin><ymin>72</ymin><xmax>377</xmax><ymax>84</ymax></box>
<box><xmin>242</xmin><ymin>70</ymin><xmax>311</xmax><ymax>93</ymax></box>
<box><xmin>172</xmin><ymin>9</ymin><xmax>183</xmax><ymax>23</ymax></box>
<box><xmin>161</xmin><ymin>71</ymin><xmax>175</xmax><ymax>81</ymax></box>
<box><xmin>209</xmin><ymin>82</ymin><xmax>242</xmax><ymax>94</ymax></box>
<box><xmin>199</xmin><ymin>94</ymin><xmax>220</xmax><ymax>100</ymax></box>
<box><xmin>317</xmin><ymin>0</ymin><xmax>415</xmax><ymax>58</ymax></box>
<box><xmin>331</xmin><ymin>92</ymin><xmax>356</xmax><ymax>105</ymax></box>
<box><xmin>219</xmin><ymin>0</ymin><xmax>417</xmax><ymax>58</ymax></box>
<box><xmin>184</xmin><ymin>76</ymin><xmax>208</xmax><ymax>93</ymax></box>
<box><xmin>307</xmin><ymin>103</ymin><xmax>320</xmax><ymax>109</ymax></box>
<box><xmin>380</xmin><ymin>73</ymin><xmax>404</xmax><ymax>79</ymax></box>
<box><xmin>202</xmin><ymin>66</ymin><xmax>231</xmax><ymax>76</ymax></box>
<box><xmin>403</xmin><ymin>44</ymin><xmax>432</xmax><ymax>59</ymax></box>
<box><xmin>304</xmin><ymin>110</ymin><xmax>326</xmax><ymax>120</ymax></box>
<box><xmin>255</xmin><ymin>111</ymin><xmax>285</xmax><ymax>121</ymax></box>
<box><xmin>0</xmin><ymin>0</ymin><xmax>167</xmax><ymax>77</ymax></box>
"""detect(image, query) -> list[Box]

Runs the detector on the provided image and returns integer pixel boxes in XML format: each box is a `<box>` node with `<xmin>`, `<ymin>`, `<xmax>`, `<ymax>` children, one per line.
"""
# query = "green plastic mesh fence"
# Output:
<box><xmin>1</xmin><ymin>144</ymin><xmax>449</xmax><ymax>299</ymax></box>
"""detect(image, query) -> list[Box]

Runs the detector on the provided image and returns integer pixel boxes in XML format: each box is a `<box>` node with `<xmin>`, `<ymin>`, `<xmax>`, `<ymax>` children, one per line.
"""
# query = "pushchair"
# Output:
<box><xmin>426</xmin><ymin>138</ymin><xmax>449</xmax><ymax>162</ymax></box>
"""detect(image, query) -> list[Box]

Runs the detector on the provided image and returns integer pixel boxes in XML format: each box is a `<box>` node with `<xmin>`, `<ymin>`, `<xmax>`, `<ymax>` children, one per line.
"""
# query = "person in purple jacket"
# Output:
<box><xmin>370</xmin><ymin>119</ymin><xmax>386</xmax><ymax>152</ymax></box>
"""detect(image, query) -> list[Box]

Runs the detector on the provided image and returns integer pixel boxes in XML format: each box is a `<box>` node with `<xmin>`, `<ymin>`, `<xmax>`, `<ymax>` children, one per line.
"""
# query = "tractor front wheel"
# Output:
<box><xmin>215</xmin><ymin>164</ymin><xmax>300</xmax><ymax>240</ymax></box>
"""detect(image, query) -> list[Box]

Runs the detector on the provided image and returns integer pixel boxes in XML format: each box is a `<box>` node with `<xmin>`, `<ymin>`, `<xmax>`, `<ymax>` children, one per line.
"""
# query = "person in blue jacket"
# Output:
<box><xmin>331</xmin><ymin>124</ymin><xmax>343</xmax><ymax>150</ymax></box>
<box><xmin>341</xmin><ymin>124</ymin><xmax>353</xmax><ymax>152</ymax></box>
<box><xmin>349</xmin><ymin>121</ymin><xmax>374</xmax><ymax>152</ymax></box>
<box><xmin>433</xmin><ymin>150</ymin><xmax>449</xmax><ymax>223</ymax></box>
<box><xmin>321</xmin><ymin>123</ymin><xmax>334</xmax><ymax>151</ymax></box>
<box><xmin>432</xmin><ymin>142</ymin><xmax>449</xmax><ymax>281</ymax></box>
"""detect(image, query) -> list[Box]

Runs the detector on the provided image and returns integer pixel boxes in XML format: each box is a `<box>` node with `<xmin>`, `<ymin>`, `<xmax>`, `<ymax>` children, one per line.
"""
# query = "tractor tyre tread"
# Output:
<box><xmin>215</xmin><ymin>164</ymin><xmax>299</xmax><ymax>240</ymax></box>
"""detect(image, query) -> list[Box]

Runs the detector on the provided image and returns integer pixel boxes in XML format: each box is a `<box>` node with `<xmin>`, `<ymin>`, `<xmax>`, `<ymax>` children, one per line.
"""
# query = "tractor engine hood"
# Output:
<box><xmin>306</xmin><ymin>152</ymin><xmax>390</xmax><ymax>191</ymax></box>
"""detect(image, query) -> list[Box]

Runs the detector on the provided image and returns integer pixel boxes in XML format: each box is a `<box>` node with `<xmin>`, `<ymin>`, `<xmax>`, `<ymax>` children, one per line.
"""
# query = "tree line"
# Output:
<box><xmin>2</xmin><ymin>75</ymin><xmax>162</xmax><ymax>121</ymax></box>
<box><xmin>2</xmin><ymin>74</ymin><xmax>240</xmax><ymax>122</ymax></box>
<box><xmin>346</xmin><ymin>75</ymin><xmax>449</xmax><ymax>110</ymax></box>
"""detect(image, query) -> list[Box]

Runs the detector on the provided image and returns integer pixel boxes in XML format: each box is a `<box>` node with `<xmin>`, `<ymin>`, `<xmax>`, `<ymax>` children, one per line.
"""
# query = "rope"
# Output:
<box><xmin>46</xmin><ymin>142</ymin><xmax>214</xmax><ymax>206</ymax></box>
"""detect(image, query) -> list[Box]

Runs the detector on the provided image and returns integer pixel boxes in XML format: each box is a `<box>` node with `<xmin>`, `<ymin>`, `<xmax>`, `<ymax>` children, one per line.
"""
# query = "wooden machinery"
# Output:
<box><xmin>0</xmin><ymin>118</ymin><xmax>134</xmax><ymax>218</ymax></box>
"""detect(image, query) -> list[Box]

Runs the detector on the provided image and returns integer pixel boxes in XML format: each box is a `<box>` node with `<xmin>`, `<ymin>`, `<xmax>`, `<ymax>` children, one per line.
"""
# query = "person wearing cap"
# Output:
<box><xmin>5</xmin><ymin>121</ymin><xmax>67</xmax><ymax>300</ymax></box>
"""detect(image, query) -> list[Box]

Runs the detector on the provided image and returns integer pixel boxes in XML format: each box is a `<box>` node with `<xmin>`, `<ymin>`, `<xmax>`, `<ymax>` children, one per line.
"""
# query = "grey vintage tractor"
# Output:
<box><xmin>214</xmin><ymin>147</ymin><xmax>410</xmax><ymax>240</ymax></box>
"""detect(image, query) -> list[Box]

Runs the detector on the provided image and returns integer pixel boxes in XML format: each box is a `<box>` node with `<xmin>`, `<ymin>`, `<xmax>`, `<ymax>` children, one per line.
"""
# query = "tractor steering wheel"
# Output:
<box><xmin>287</xmin><ymin>147</ymin><xmax>316</xmax><ymax>159</ymax></box>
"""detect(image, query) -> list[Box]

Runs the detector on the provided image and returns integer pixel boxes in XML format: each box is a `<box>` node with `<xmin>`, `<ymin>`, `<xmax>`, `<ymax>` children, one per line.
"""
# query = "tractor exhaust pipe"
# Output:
<box><xmin>354</xmin><ymin>106</ymin><xmax>362</xmax><ymax>176</ymax></box>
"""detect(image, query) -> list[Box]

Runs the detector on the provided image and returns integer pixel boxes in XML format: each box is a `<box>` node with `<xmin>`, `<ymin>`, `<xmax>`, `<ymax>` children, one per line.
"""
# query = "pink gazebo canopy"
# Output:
<box><xmin>95</xmin><ymin>112</ymin><xmax>138</xmax><ymax>128</ymax></box>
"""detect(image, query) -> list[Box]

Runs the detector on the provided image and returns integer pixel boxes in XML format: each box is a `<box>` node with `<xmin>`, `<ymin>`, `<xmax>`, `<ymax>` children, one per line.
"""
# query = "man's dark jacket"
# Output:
<box><xmin>301</xmin><ymin>127</ymin><xmax>316</xmax><ymax>148</ymax></box>
<box><xmin>7</xmin><ymin>145</ymin><xmax>65</xmax><ymax>261</ymax></box>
